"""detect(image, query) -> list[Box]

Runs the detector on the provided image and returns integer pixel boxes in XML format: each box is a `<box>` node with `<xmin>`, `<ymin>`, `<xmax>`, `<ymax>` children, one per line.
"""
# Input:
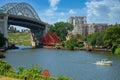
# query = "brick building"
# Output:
<box><xmin>68</xmin><ymin>16</ymin><xmax>108</xmax><ymax>37</ymax></box>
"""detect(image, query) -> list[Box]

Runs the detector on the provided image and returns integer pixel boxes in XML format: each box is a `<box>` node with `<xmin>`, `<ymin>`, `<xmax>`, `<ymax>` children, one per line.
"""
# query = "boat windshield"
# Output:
<box><xmin>100</xmin><ymin>59</ymin><xmax>108</xmax><ymax>61</ymax></box>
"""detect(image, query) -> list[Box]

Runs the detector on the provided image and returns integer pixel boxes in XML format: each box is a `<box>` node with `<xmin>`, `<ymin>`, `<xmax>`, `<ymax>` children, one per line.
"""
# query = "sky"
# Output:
<box><xmin>0</xmin><ymin>0</ymin><xmax>120</xmax><ymax>25</ymax></box>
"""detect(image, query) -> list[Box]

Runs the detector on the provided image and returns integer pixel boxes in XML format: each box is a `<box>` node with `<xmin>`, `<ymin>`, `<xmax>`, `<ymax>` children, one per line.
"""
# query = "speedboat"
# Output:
<box><xmin>96</xmin><ymin>59</ymin><xmax>112</xmax><ymax>66</ymax></box>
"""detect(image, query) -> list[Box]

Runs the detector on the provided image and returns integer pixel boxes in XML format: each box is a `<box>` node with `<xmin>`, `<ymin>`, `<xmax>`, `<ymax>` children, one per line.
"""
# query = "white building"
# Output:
<box><xmin>68</xmin><ymin>16</ymin><xmax>108</xmax><ymax>37</ymax></box>
<box><xmin>68</xmin><ymin>16</ymin><xmax>87</xmax><ymax>37</ymax></box>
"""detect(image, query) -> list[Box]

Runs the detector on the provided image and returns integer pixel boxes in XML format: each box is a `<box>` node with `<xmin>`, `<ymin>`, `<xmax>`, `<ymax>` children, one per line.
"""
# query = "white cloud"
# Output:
<box><xmin>69</xmin><ymin>9</ymin><xmax>76</xmax><ymax>14</ymax></box>
<box><xmin>45</xmin><ymin>9</ymin><xmax>54</xmax><ymax>16</ymax></box>
<box><xmin>60</xmin><ymin>12</ymin><xmax>65</xmax><ymax>16</ymax></box>
<box><xmin>39</xmin><ymin>0</ymin><xmax>88</xmax><ymax>24</ymax></box>
<box><xmin>39</xmin><ymin>10</ymin><xmax>68</xmax><ymax>24</ymax></box>
<box><xmin>86</xmin><ymin>0</ymin><xmax>120</xmax><ymax>24</ymax></box>
<box><xmin>57</xmin><ymin>19</ymin><xmax>66</xmax><ymax>22</ymax></box>
<box><xmin>39</xmin><ymin>8</ymin><xmax>87</xmax><ymax>24</ymax></box>
<box><xmin>44</xmin><ymin>0</ymin><xmax>60</xmax><ymax>18</ymax></box>
<box><xmin>49</xmin><ymin>0</ymin><xmax>60</xmax><ymax>10</ymax></box>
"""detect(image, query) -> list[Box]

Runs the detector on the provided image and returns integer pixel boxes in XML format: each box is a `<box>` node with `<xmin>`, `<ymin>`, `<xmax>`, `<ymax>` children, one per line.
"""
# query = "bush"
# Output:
<box><xmin>0</xmin><ymin>59</ymin><xmax>15</xmax><ymax>76</ymax></box>
<box><xmin>115</xmin><ymin>48</ymin><xmax>120</xmax><ymax>55</ymax></box>
<box><xmin>111</xmin><ymin>44</ymin><xmax>118</xmax><ymax>53</ymax></box>
<box><xmin>62</xmin><ymin>41</ymin><xmax>65</xmax><ymax>47</ymax></box>
<box><xmin>78</xmin><ymin>43</ymin><xmax>84</xmax><ymax>48</ymax></box>
<box><xmin>57</xmin><ymin>75</ymin><xmax>71</xmax><ymax>80</ymax></box>
<box><xmin>17</xmin><ymin>65</ymin><xmax>43</xmax><ymax>79</ymax></box>
<box><xmin>0</xmin><ymin>60</ymin><xmax>71</xmax><ymax>80</ymax></box>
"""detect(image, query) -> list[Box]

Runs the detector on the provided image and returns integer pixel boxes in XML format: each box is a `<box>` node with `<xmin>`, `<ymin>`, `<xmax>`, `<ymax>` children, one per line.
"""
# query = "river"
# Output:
<box><xmin>3</xmin><ymin>46</ymin><xmax>120</xmax><ymax>80</ymax></box>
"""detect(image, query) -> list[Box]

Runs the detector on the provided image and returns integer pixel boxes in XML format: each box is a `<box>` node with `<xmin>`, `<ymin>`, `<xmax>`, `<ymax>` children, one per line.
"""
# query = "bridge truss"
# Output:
<box><xmin>0</xmin><ymin>2</ymin><xmax>47</xmax><ymax>47</ymax></box>
<box><xmin>1</xmin><ymin>2</ymin><xmax>40</xmax><ymax>20</ymax></box>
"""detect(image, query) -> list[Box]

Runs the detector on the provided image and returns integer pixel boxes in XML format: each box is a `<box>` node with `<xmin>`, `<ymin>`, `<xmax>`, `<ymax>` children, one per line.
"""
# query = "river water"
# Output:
<box><xmin>3</xmin><ymin>47</ymin><xmax>120</xmax><ymax>80</ymax></box>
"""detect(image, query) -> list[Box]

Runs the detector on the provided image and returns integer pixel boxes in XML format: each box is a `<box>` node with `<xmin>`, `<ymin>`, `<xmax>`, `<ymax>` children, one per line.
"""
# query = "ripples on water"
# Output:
<box><xmin>4</xmin><ymin>47</ymin><xmax>120</xmax><ymax>80</ymax></box>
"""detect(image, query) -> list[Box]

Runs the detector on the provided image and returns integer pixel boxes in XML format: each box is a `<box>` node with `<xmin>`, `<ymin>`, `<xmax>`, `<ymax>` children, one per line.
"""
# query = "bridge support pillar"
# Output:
<box><xmin>31</xmin><ymin>41</ymin><xmax>36</xmax><ymax>48</ymax></box>
<box><xmin>0</xmin><ymin>13</ymin><xmax>8</xmax><ymax>48</ymax></box>
<box><xmin>30</xmin><ymin>29</ymin><xmax>44</xmax><ymax>48</ymax></box>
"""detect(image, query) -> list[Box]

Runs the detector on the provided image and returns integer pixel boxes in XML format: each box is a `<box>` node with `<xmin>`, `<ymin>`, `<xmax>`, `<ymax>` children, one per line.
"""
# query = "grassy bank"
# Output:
<box><xmin>0</xmin><ymin>76</ymin><xmax>22</xmax><ymax>80</ymax></box>
<box><xmin>8</xmin><ymin>32</ymin><xmax>31</xmax><ymax>46</ymax></box>
<box><xmin>0</xmin><ymin>59</ymin><xmax>71</xmax><ymax>80</ymax></box>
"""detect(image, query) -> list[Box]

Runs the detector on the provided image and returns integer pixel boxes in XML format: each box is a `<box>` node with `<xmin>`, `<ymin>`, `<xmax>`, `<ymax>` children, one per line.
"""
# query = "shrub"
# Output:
<box><xmin>0</xmin><ymin>60</ymin><xmax>71</xmax><ymax>80</ymax></box>
<box><xmin>115</xmin><ymin>48</ymin><xmax>120</xmax><ymax>55</ymax></box>
<box><xmin>17</xmin><ymin>65</ymin><xmax>43</xmax><ymax>79</ymax></box>
<box><xmin>0</xmin><ymin>59</ymin><xmax>15</xmax><ymax>76</ymax></box>
<box><xmin>78</xmin><ymin>43</ymin><xmax>84</xmax><ymax>48</ymax></box>
<box><xmin>57</xmin><ymin>75</ymin><xmax>71</xmax><ymax>80</ymax></box>
<box><xmin>111</xmin><ymin>44</ymin><xmax>118</xmax><ymax>53</ymax></box>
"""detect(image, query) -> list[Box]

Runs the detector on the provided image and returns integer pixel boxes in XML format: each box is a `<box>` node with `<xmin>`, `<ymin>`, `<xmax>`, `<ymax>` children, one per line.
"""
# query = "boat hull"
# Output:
<box><xmin>96</xmin><ymin>60</ymin><xmax>112</xmax><ymax>66</ymax></box>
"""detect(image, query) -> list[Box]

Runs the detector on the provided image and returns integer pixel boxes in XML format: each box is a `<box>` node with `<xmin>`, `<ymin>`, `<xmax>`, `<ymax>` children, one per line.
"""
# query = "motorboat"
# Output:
<box><xmin>95</xmin><ymin>59</ymin><xmax>112</xmax><ymax>66</ymax></box>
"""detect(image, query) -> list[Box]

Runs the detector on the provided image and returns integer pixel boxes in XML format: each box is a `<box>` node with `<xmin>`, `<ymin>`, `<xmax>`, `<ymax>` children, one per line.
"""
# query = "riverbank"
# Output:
<box><xmin>0</xmin><ymin>54</ymin><xmax>5</xmax><ymax>58</ymax></box>
<box><xmin>0</xmin><ymin>45</ymin><xmax>111</xmax><ymax>53</ymax></box>
<box><xmin>0</xmin><ymin>76</ymin><xmax>22</xmax><ymax>80</ymax></box>
<box><xmin>0</xmin><ymin>48</ymin><xmax>6</xmax><ymax>58</ymax></box>
<box><xmin>91</xmin><ymin>48</ymin><xmax>111</xmax><ymax>52</ymax></box>
<box><xmin>0</xmin><ymin>44</ymin><xmax>18</xmax><ymax>52</ymax></box>
<box><xmin>43</xmin><ymin>46</ymin><xmax>111</xmax><ymax>52</ymax></box>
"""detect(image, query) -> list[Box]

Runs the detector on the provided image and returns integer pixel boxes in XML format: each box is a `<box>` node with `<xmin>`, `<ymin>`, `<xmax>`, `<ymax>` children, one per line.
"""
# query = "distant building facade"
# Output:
<box><xmin>68</xmin><ymin>16</ymin><xmax>87</xmax><ymax>26</ymax></box>
<box><xmin>68</xmin><ymin>16</ymin><xmax>108</xmax><ymax>37</ymax></box>
<box><xmin>68</xmin><ymin>16</ymin><xmax>88</xmax><ymax>37</ymax></box>
<box><xmin>88</xmin><ymin>23</ymin><xmax>108</xmax><ymax>35</ymax></box>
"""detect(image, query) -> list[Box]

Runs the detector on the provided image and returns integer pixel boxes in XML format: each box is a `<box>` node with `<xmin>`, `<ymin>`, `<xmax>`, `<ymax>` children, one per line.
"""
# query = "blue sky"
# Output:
<box><xmin>0</xmin><ymin>0</ymin><xmax>120</xmax><ymax>24</ymax></box>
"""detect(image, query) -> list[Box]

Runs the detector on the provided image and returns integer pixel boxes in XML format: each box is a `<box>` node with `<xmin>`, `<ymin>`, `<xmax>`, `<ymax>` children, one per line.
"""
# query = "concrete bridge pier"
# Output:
<box><xmin>31</xmin><ymin>29</ymin><xmax>45</xmax><ymax>48</ymax></box>
<box><xmin>0</xmin><ymin>13</ymin><xmax>8</xmax><ymax>47</ymax></box>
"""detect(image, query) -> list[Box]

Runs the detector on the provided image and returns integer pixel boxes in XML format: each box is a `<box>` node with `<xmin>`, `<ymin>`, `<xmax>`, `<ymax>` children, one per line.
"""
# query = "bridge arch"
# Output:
<box><xmin>0</xmin><ymin>2</ymin><xmax>48</xmax><ymax>48</ymax></box>
<box><xmin>1</xmin><ymin>2</ymin><xmax>40</xmax><ymax>20</ymax></box>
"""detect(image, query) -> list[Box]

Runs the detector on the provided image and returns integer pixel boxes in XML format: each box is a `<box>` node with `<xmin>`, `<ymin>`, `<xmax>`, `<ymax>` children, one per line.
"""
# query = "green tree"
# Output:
<box><xmin>48</xmin><ymin>22</ymin><xmax>74</xmax><ymax>41</ymax></box>
<box><xmin>104</xmin><ymin>26</ymin><xmax>120</xmax><ymax>48</ymax></box>
<box><xmin>86</xmin><ymin>33</ymin><xmax>97</xmax><ymax>46</ymax></box>
<box><xmin>86</xmin><ymin>31</ymin><xmax>105</xmax><ymax>46</ymax></box>
<box><xmin>96</xmin><ymin>31</ymin><xmax>105</xmax><ymax>46</ymax></box>
<box><xmin>65</xmin><ymin>37</ymin><xmax>77</xmax><ymax>50</ymax></box>
<box><xmin>115</xmin><ymin>47</ymin><xmax>120</xmax><ymax>54</ymax></box>
<box><xmin>64</xmin><ymin>34</ymin><xmax>84</xmax><ymax>50</ymax></box>
<box><xmin>76</xmin><ymin>34</ymin><xmax>83</xmax><ymax>40</ymax></box>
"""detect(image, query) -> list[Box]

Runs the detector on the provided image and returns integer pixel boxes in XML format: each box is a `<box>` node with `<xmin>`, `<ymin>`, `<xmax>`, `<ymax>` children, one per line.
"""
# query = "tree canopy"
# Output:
<box><xmin>104</xmin><ymin>26</ymin><xmax>120</xmax><ymax>48</ymax></box>
<box><xmin>86</xmin><ymin>25</ymin><xmax>120</xmax><ymax>54</ymax></box>
<box><xmin>63</xmin><ymin>34</ymin><xmax>84</xmax><ymax>50</ymax></box>
<box><xmin>86</xmin><ymin>31</ymin><xmax>105</xmax><ymax>46</ymax></box>
<box><xmin>48</xmin><ymin>22</ymin><xmax>74</xmax><ymax>41</ymax></box>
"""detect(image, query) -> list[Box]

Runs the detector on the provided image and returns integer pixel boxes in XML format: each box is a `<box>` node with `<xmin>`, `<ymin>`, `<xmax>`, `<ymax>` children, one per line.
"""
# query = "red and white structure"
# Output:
<box><xmin>42</xmin><ymin>32</ymin><xmax>62</xmax><ymax>46</ymax></box>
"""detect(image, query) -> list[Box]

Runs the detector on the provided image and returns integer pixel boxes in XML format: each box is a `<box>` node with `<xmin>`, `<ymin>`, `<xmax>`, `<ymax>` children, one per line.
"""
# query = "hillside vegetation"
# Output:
<box><xmin>8</xmin><ymin>32</ymin><xmax>32</xmax><ymax>46</ymax></box>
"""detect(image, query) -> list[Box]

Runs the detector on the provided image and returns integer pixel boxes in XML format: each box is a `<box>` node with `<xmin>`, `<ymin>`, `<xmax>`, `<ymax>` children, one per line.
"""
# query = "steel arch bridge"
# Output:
<box><xmin>0</xmin><ymin>2</ymin><xmax>47</xmax><ymax>48</ymax></box>
<box><xmin>1</xmin><ymin>2</ymin><xmax>40</xmax><ymax>20</ymax></box>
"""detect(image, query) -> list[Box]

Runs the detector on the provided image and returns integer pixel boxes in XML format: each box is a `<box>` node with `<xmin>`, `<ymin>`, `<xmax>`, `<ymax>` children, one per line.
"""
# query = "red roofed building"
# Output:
<box><xmin>42</xmin><ymin>32</ymin><xmax>62</xmax><ymax>46</ymax></box>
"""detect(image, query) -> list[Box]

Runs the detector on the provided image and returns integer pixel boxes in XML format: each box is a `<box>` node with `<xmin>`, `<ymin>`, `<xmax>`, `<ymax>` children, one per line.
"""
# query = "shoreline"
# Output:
<box><xmin>0</xmin><ymin>76</ymin><xmax>22</xmax><ymax>80</ymax></box>
<box><xmin>0</xmin><ymin>45</ymin><xmax>111</xmax><ymax>53</ymax></box>
<box><xmin>43</xmin><ymin>46</ymin><xmax>111</xmax><ymax>52</ymax></box>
